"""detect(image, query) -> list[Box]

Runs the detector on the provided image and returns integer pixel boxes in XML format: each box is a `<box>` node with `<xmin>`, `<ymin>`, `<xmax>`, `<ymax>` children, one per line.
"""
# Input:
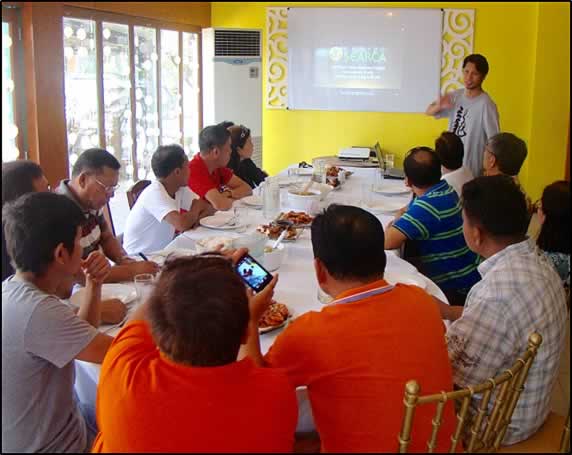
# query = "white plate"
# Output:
<box><xmin>373</xmin><ymin>183</ymin><xmax>411</xmax><ymax>196</ymax></box>
<box><xmin>297</xmin><ymin>168</ymin><xmax>314</xmax><ymax>176</ymax></box>
<box><xmin>149</xmin><ymin>248</ymin><xmax>195</xmax><ymax>265</ymax></box>
<box><xmin>384</xmin><ymin>271</ymin><xmax>428</xmax><ymax>290</ymax></box>
<box><xmin>69</xmin><ymin>283</ymin><xmax>137</xmax><ymax>307</ymax></box>
<box><xmin>242</xmin><ymin>195</ymin><xmax>263</xmax><ymax>207</ymax></box>
<box><xmin>364</xmin><ymin>197</ymin><xmax>406</xmax><ymax>214</ymax></box>
<box><xmin>199</xmin><ymin>214</ymin><xmax>246</xmax><ymax>230</ymax></box>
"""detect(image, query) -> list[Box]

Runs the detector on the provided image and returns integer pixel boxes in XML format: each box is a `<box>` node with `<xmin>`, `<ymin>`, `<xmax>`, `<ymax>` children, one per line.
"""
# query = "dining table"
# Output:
<box><xmin>74</xmin><ymin>165</ymin><xmax>449</xmax><ymax>433</ymax></box>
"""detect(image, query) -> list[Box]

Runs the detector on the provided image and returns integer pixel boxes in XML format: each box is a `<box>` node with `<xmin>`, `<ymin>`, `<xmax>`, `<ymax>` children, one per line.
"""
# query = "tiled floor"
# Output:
<box><xmin>550</xmin><ymin>317</ymin><xmax>570</xmax><ymax>417</ymax></box>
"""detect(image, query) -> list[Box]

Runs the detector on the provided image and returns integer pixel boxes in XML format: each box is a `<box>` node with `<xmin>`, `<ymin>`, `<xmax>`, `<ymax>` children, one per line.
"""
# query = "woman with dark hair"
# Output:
<box><xmin>536</xmin><ymin>180</ymin><xmax>570</xmax><ymax>288</ymax></box>
<box><xmin>227</xmin><ymin>124</ymin><xmax>268</xmax><ymax>188</ymax></box>
<box><xmin>2</xmin><ymin>160</ymin><xmax>50</xmax><ymax>281</ymax></box>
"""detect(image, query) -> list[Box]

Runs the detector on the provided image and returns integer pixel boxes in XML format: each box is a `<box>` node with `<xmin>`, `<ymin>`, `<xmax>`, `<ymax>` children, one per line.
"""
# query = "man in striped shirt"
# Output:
<box><xmin>385</xmin><ymin>146</ymin><xmax>480</xmax><ymax>305</ymax></box>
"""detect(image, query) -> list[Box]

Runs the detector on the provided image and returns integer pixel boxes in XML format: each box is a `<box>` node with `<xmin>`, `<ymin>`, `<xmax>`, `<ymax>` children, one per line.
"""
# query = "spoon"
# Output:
<box><xmin>301</xmin><ymin>179</ymin><xmax>314</xmax><ymax>194</ymax></box>
<box><xmin>271</xmin><ymin>228</ymin><xmax>288</xmax><ymax>250</ymax></box>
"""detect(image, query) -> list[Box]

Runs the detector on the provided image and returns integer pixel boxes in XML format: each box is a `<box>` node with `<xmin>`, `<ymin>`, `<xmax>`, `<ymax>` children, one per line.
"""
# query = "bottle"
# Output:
<box><xmin>263</xmin><ymin>176</ymin><xmax>281</xmax><ymax>220</ymax></box>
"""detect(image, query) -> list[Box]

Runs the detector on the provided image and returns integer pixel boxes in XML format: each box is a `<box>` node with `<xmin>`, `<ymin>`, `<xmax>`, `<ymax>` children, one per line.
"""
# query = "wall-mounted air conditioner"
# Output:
<box><xmin>202</xmin><ymin>28</ymin><xmax>263</xmax><ymax>167</ymax></box>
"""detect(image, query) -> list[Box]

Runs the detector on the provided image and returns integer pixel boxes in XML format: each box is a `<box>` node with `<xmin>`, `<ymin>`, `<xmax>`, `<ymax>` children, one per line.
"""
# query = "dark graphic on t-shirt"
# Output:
<box><xmin>452</xmin><ymin>106</ymin><xmax>468</xmax><ymax>138</ymax></box>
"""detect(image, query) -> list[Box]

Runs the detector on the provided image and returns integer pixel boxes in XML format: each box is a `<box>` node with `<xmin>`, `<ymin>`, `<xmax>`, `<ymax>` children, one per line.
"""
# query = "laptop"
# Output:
<box><xmin>374</xmin><ymin>142</ymin><xmax>405</xmax><ymax>180</ymax></box>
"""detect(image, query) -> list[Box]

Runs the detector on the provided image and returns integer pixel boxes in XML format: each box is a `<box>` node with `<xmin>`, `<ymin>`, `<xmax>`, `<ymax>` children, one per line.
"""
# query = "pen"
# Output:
<box><xmin>138</xmin><ymin>252</ymin><xmax>149</xmax><ymax>261</ymax></box>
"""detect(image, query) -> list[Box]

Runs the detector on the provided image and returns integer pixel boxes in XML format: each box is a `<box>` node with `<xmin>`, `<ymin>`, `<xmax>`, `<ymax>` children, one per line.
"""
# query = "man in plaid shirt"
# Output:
<box><xmin>437</xmin><ymin>175</ymin><xmax>567</xmax><ymax>445</ymax></box>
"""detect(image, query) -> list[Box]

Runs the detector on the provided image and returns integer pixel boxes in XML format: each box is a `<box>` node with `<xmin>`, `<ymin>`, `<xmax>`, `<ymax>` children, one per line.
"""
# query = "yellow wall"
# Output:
<box><xmin>212</xmin><ymin>2</ymin><xmax>570</xmax><ymax>199</ymax></box>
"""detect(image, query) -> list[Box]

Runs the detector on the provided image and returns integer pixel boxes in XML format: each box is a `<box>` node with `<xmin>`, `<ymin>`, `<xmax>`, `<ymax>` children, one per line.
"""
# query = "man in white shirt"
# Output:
<box><xmin>426</xmin><ymin>54</ymin><xmax>500</xmax><ymax>177</ymax></box>
<box><xmin>123</xmin><ymin>145</ymin><xmax>215</xmax><ymax>255</ymax></box>
<box><xmin>434</xmin><ymin>131</ymin><xmax>474</xmax><ymax>196</ymax></box>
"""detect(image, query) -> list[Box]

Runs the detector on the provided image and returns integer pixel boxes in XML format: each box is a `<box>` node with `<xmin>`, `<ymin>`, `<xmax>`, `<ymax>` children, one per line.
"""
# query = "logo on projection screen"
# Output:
<box><xmin>315</xmin><ymin>47</ymin><xmax>402</xmax><ymax>91</ymax></box>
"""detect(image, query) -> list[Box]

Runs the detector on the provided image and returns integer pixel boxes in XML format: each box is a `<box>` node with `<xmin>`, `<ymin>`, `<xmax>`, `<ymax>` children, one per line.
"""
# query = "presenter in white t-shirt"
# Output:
<box><xmin>426</xmin><ymin>54</ymin><xmax>500</xmax><ymax>177</ymax></box>
<box><xmin>123</xmin><ymin>145</ymin><xmax>215</xmax><ymax>255</ymax></box>
<box><xmin>434</xmin><ymin>131</ymin><xmax>474</xmax><ymax>196</ymax></box>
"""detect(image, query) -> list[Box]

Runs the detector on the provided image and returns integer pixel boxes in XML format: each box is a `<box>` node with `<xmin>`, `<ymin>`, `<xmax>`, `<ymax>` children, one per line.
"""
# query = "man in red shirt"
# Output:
<box><xmin>188</xmin><ymin>124</ymin><xmax>252</xmax><ymax>211</ymax></box>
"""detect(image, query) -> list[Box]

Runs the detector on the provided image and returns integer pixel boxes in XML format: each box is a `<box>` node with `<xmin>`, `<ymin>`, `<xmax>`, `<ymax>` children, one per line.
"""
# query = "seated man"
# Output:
<box><xmin>438</xmin><ymin>175</ymin><xmax>567</xmax><ymax>445</ymax></box>
<box><xmin>188</xmin><ymin>124</ymin><xmax>252</xmax><ymax>211</ymax></box>
<box><xmin>434</xmin><ymin>131</ymin><xmax>474</xmax><ymax>196</ymax></box>
<box><xmin>123</xmin><ymin>144</ymin><xmax>214</xmax><ymax>255</ymax></box>
<box><xmin>385</xmin><ymin>147</ymin><xmax>481</xmax><ymax>306</ymax></box>
<box><xmin>2</xmin><ymin>192</ymin><xmax>115</xmax><ymax>453</ymax></box>
<box><xmin>482</xmin><ymin>132</ymin><xmax>527</xmax><ymax>179</ymax></box>
<box><xmin>56</xmin><ymin>148</ymin><xmax>160</xmax><ymax>282</ymax></box>
<box><xmin>242</xmin><ymin>204</ymin><xmax>457</xmax><ymax>453</ymax></box>
<box><xmin>92</xmin><ymin>252</ymin><xmax>297</xmax><ymax>452</ymax></box>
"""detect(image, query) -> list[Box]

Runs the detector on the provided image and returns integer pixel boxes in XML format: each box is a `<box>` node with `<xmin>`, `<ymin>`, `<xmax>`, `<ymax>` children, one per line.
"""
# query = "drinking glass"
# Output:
<box><xmin>385</xmin><ymin>153</ymin><xmax>395</xmax><ymax>170</ymax></box>
<box><xmin>134</xmin><ymin>273</ymin><xmax>155</xmax><ymax>303</ymax></box>
<box><xmin>361</xmin><ymin>183</ymin><xmax>373</xmax><ymax>208</ymax></box>
<box><xmin>317</xmin><ymin>286</ymin><xmax>333</xmax><ymax>305</ymax></box>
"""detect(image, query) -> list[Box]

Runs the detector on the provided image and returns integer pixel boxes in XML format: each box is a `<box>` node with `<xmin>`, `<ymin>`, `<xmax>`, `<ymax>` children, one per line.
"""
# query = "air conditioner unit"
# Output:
<box><xmin>202</xmin><ymin>28</ymin><xmax>263</xmax><ymax>168</ymax></box>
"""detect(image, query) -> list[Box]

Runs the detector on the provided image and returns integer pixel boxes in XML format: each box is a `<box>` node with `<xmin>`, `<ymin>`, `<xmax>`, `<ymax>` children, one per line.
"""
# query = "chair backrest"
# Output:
<box><xmin>126</xmin><ymin>180</ymin><xmax>151</xmax><ymax>209</ymax></box>
<box><xmin>398</xmin><ymin>332</ymin><xmax>543</xmax><ymax>453</ymax></box>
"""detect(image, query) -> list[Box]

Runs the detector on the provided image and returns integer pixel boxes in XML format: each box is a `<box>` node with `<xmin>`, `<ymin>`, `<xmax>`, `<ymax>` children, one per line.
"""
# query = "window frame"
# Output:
<box><xmin>61</xmin><ymin>6</ymin><xmax>203</xmax><ymax>181</ymax></box>
<box><xmin>2</xmin><ymin>5</ymin><xmax>25</xmax><ymax>160</ymax></box>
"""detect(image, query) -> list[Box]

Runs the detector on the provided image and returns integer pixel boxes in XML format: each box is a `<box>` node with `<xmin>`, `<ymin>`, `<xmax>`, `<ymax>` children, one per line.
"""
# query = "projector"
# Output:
<box><xmin>338</xmin><ymin>147</ymin><xmax>371</xmax><ymax>161</ymax></box>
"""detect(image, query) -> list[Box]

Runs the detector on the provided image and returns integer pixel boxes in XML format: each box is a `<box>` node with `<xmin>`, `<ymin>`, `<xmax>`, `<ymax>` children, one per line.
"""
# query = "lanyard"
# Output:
<box><xmin>330</xmin><ymin>284</ymin><xmax>396</xmax><ymax>306</ymax></box>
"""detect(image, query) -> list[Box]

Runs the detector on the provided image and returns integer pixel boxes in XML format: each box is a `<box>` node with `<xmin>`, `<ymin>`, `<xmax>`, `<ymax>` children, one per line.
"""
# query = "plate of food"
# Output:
<box><xmin>256</xmin><ymin>223</ymin><xmax>302</xmax><ymax>242</ymax></box>
<box><xmin>148</xmin><ymin>248</ymin><xmax>195</xmax><ymax>265</ymax></box>
<box><xmin>277</xmin><ymin>176</ymin><xmax>299</xmax><ymax>188</ymax></box>
<box><xmin>242</xmin><ymin>195</ymin><xmax>263</xmax><ymax>208</ymax></box>
<box><xmin>277</xmin><ymin>210</ymin><xmax>314</xmax><ymax>228</ymax></box>
<box><xmin>259</xmin><ymin>302</ymin><xmax>291</xmax><ymax>334</ymax></box>
<box><xmin>195</xmin><ymin>236</ymin><xmax>235</xmax><ymax>253</ymax></box>
<box><xmin>199</xmin><ymin>213</ymin><xmax>246</xmax><ymax>230</ymax></box>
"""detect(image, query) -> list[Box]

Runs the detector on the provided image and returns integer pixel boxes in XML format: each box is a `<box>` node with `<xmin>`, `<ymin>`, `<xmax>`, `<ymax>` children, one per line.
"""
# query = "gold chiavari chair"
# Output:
<box><xmin>397</xmin><ymin>332</ymin><xmax>543</xmax><ymax>453</ymax></box>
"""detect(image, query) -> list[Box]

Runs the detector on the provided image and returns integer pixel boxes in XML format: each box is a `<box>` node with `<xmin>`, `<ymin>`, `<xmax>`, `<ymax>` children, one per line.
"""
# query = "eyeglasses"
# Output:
<box><xmin>93</xmin><ymin>177</ymin><xmax>119</xmax><ymax>194</ymax></box>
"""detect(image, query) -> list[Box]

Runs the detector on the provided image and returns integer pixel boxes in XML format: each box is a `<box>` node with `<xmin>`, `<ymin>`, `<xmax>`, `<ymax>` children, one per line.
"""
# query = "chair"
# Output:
<box><xmin>126</xmin><ymin>180</ymin><xmax>151</xmax><ymax>209</ymax></box>
<box><xmin>497</xmin><ymin>409</ymin><xmax>570</xmax><ymax>453</ymax></box>
<box><xmin>398</xmin><ymin>332</ymin><xmax>543</xmax><ymax>453</ymax></box>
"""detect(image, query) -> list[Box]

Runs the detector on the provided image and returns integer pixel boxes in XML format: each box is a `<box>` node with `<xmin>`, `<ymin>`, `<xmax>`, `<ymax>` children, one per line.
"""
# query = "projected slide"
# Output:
<box><xmin>314</xmin><ymin>46</ymin><xmax>402</xmax><ymax>91</ymax></box>
<box><xmin>287</xmin><ymin>8</ymin><xmax>443</xmax><ymax>112</ymax></box>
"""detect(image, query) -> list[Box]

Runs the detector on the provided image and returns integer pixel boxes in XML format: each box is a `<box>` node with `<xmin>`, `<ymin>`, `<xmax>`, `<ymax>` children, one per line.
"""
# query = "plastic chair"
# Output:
<box><xmin>126</xmin><ymin>180</ymin><xmax>151</xmax><ymax>209</ymax></box>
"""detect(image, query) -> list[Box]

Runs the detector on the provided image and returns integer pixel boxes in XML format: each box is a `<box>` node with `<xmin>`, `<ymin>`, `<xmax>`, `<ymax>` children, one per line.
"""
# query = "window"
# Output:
<box><xmin>62</xmin><ymin>8</ymin><xmax>201</xmax><ymax>234</ymax></box>
<box><xmin>2</xmin><ymin>8</ymin><xmax>23</xmax><ymax>162</ymax></box>
<box><xmin>63</xmin><ymin>11</ymin><xmax>200</xmax><ymax>184</ymax></box>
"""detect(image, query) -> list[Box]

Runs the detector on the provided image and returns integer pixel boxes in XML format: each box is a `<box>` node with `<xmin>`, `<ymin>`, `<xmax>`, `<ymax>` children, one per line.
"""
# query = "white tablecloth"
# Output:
<box><xmin>75</xmin><ymin>166</ymin><xmax>447</xmax><ymax>432</ymax></box>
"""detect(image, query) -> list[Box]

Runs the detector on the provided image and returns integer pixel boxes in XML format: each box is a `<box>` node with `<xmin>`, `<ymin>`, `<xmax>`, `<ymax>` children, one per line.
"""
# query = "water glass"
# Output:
<box><xmin>385</xmin><ymin>153</ymin><xmax>395</xmax><ymax>170</ymax></box>
<box><xmin>374</xmin><ymin>168</ymin><xmax>384</xmax><ymax>190</ymax></box>
<box><xmin>317</xmin><ymin>286</ymin><xmax>333</xmax><ymax>305</ymax></box>
<box><xmin>134</xmin><ymin>273</ymin><xmax>155</xmax><ymax>303</ymax></box>
<box><xmin>361</xmin><ymin>183</ymin><xmax>373</xmax><ymax>208</ymax></box>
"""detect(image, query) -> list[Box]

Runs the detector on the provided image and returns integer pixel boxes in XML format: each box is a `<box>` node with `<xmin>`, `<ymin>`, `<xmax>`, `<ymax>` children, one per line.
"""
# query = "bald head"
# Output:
<box><xmin>403</xmin><ymin>146</ymin><xmax>442</xmax><ymax>188</ymax></box>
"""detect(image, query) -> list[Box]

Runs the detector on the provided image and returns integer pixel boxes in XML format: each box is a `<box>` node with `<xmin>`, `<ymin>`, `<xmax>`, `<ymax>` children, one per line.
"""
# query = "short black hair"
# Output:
<box><xmin>2</xmin><ymin>160</ymin><xmax>44</xmax><ymax>206</ymax></box>
<box><xmin>148</xmin><ymin>253</ymin><xmax>249</xmax><ymax>367</ymax></box>
<box><xmin>3</xmin><ymin>192</ymin><xmax>84</xmax><ymax>276</ymax></box>
<box><xmin>537</xmin><ymin>181</ymin><xmax>570</xmax><ymax>255</ymax></box>
<box><xmin>218</xmin><ymin>120</ymin><xmax>235</xmax><ymax>130</ymax></box>
<box><xmin>487</xmin><ymin>133</ymin><xmax>528</xmax><ymax>176</ymax></box>
<box><xmin>151</xmin><ymin>144</ymin><xmax>188</xmax><ymax>179</ymax></box>
<box><xmin>71</xmin><ymin>148</ymin><xmax>121</xmax><ymax>178</ymax></box>
<box><xmin>199</xmin><ymin>125</ymin><xmax>231</xmax><ymax>154</ymax></box>
<box><xmin>311</xmin><ymin>204</ymin><xmax>386</xmax><ymax>281</ymax></box>
<box><xmin>463</xmin><ymin>53</ymin><xmax>489</xmax><ymax>77</ymax></box>
<box><xmin>435</xmin><ymin>132</ymin><xmax>464</xmax><ymax>170</ymax></box>
<box><xmin>403</xmin><ymin>147</ymin><xmax>442</xmax><ymax>188</ymax></box>
<box><xmin>462</xmin><ymin>175</ymin><xmax>529</xmax><ymax>240</ymax></box>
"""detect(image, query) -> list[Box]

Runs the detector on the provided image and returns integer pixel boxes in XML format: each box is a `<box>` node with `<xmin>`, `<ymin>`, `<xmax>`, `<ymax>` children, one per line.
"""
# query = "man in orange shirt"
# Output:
<box><xmin>92</xmin><ymin>251</ymin><xmax>297</xmax><ymax>453</ymax></box>
<box><xmin>241</xmin><ymin>204</ymin><xmax>457</xmax><ymax>453</ymax></box>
